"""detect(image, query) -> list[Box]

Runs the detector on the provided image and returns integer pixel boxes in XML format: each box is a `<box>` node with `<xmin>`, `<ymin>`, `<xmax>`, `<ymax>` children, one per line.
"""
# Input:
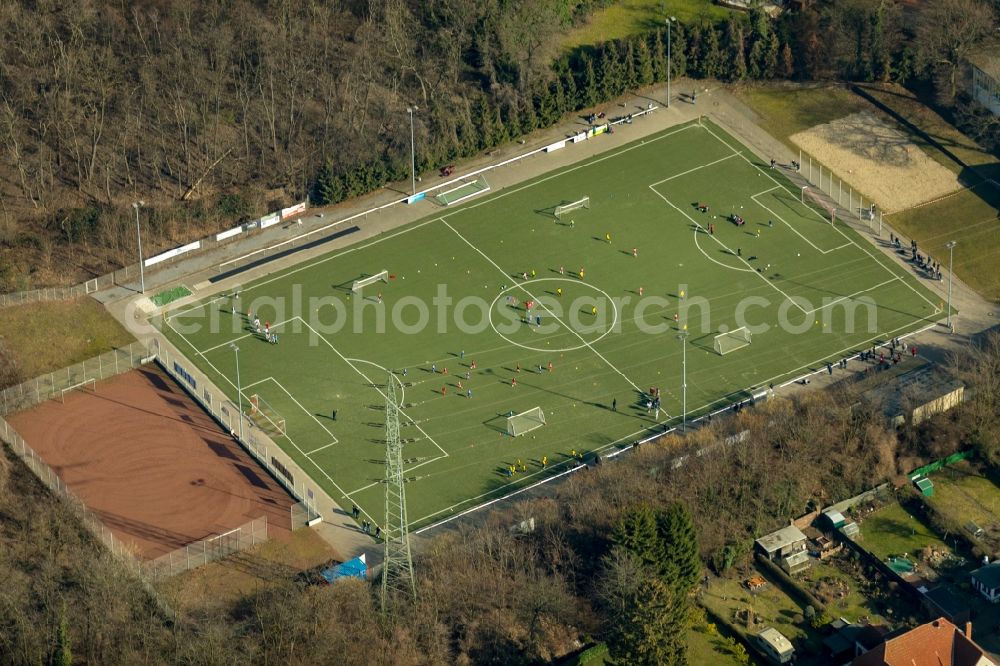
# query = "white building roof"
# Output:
<box><xmin>755</xmin><ymin>525</ymin><xmax>807</xmax><ymax>554</ymax></box>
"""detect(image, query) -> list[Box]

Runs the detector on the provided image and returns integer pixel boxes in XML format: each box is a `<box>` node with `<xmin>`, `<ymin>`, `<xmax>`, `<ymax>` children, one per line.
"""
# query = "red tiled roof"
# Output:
<box><xmin>851</xmin><ymin>618</ymin><xmax>993</xmax><ymax>666</ymax></box>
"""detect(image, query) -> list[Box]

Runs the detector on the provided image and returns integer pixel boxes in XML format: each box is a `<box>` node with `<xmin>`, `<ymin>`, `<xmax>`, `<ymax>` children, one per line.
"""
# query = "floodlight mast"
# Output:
<box><xmin>407</xmin><ymin>106</ymin><xmax>419</xmax><ymax>196</ymax></box>
<box><xmin>132</xmin><ymin>201</ymin><xmax>145</xmax><ymax>294</ymax></box>
<box><xmin>230</xmin><ymin>343</ymin><xmax>243</xmax><ymax>440</ymax></box>
<box><xmin>945</xmin><ymin>240</ymin><xmax>956</xmax><ymax>331</ymax></box>
<box><xmin>667</xmin><ymin>16</ymin><xmax>677</xmax><ymax>108</ymax></box>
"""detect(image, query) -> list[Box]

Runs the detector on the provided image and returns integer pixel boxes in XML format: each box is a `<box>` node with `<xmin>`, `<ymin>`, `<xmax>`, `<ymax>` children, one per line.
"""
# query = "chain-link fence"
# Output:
<box><xmin>0</xmin><ymin>340</ymin><xmax>152</xmax><ymax>416</ymax></box>
<box><xmin>0</xmin><ymin>268</ymin><xmax>140</xmax><ymax>308</ymax></box>
<box><xmin>0</xmin><ymin>414</ymin><xmax>144</xmax><ymax>567</ymax></box>
<box><xmin>153</xmin><ymin>336</ymin><xmax>325</xmax><ymax>527</ymax></box>
<box><xmin>144</xmin><ymin>517</ymin><xmax>268</xmax><ymax>579</ymax></box>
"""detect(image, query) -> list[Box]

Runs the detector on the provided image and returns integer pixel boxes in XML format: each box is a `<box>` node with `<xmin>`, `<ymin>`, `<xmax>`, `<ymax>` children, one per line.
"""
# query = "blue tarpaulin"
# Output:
<box><xmin>320</xmin><ymin>554</ymin><xmax>367</xmax><ymax>584</ymax></box>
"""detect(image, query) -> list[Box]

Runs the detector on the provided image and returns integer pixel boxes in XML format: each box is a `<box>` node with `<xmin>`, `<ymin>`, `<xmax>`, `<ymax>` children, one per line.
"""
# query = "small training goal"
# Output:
<box><xmin>713</xmin><ymin>327</ymin><xmax>752</xmax><ymax>355</ymax></box>
<box><xmin>248</xmin><ymin>394</ymin><xmax>287</xmax><ymax>437</ymax></box>
<box><xmin>554</xmin><ymin>196</ymin><xmax>590</xmax><ymax>219</ymax></box>
<box><xmin>435</xmin><ymin>175</ymin><xmax>491</xmax><ymax>206</ymax></box>
<box><xmin>506</xmin><ymin>406</ymin><xmax>546</xmax><ymax>437</ymax></box>
<box><xmin>352</xmin><ymin>270</ymin><xmax>389</xmax><ymax>294</ymax></box>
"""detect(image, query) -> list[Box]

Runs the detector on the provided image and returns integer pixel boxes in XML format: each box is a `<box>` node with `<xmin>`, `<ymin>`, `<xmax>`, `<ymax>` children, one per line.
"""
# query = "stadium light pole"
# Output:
<box><xmin>407</xmin><ymin>106</ymin><xmax>418</xmax><ymax>195</ymax></box>
<box><xmin>666</xmin><ymin>16</ymin><xmax>677</xmax><ymax>108</ymax></box>
<box><xmin>230</xmin><ymin>343</ymin><xmax>243</xmax><ymax>441</ymax></box>
<box><xmin>678</xmin><ymin>328</ymin><xmax>688</xmax><ymax>432</ymax></box>
<box><xmin>946</xmin><ymin>240</ymin><xmax>957</xmax><ymax>331</ymax></box>
<box><xmin>132</xmin><ymin>201</ymin><xmax>145</xmax><ymax>294</ymax></box>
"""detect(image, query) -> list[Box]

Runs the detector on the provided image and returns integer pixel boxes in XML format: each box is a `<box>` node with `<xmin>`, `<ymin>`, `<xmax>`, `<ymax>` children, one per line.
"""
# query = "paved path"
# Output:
<box><xmin>96</xmin><ymin>80</ymin><xmax>999</xmax><ymax>558</ymax></box>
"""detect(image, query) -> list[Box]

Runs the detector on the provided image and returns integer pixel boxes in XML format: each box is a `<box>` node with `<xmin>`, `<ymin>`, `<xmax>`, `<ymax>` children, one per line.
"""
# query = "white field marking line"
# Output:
<box><xmin>294</xmin><ymin>316</ymin><xmax>449</xmax><ymax>458</ymax></box>
<box><xmin>199</xmin><ymin>317</ymin><xmax>295</xmax><ymax>354</ymax></box>
<box><xmin>413</xmin><ymin>463</ymin><xmax>584</xmax><ymax>534</ymax></box>
<box><xmin>648</xmin><ymin>186</ymin><xmax>808</xmax><ymax>314</ymax></box>
<box><xmin>774</xmin><ymin>320</ymin><xmax>941</xmax><ymax>390</ymax></box>
<box><xmin>170</xmin><ymin>293</ymin><xmax>230</xmax><ymax>320</ymax></box>
<box><xmin>441</xmin><ymin>219</ymin><xmax>649</xmax><ymax>398</ymax></box>
<box><xmin>344</xmin><ymin>454</ymin><xmax>452</xmax><ymax>496</ymax></box>
<box><xmin>198</xmin><ymin>339</ymin><xmax>341</xmax><ymax>445</ymax></box>
<box><xmin>801</xmin><ymin>276</ymin><xmax>903</xmax><ymax>316</ymax></box>
<box><xmin>698</xmin><ymin>122</ymin><xmax>942</xmax><ymax>314</ymax></box>
<box><xmin>750</xmin><ymin>189</ymin><xmax>851</xmax><ymax>255</ymax></box>
<box><xmin>264</xmin><ymin>376</ymin><xmax>339</xmax><ymax>444</ymax></box>
<box><xmin>648</xmin><ymin>152</ymin><xmax>740</xmax><ymax>186</ymax></box>
<box><xmin>241</xmin><ymin>376</ymin><xmax>275</xmax><ymax>390</ymax></box>
<box><xmin>410</xmin><ymin>409</ymin><xmax>676</xmax><ymax>528</ymax></box>
<box><xmin>164</xmin><ymin>316</ymin><xmax>210</xmax><ymax>360</ymax></box>
<box><xmin>690</xmin><ymin>223</ymin><xmax>755</xmax><ymax>273</ymax></box>
<box><xmin>306</xmin><ymin>441</ymin><xmax>337</xmax><ymax>456</ymax></box>
<box><xmin>684</xmin><ymin>317</ymin><xmax>939</xmax><ymax>422</ymax></box>
<box><xmin>414</xmin><ymin>316</ymin><xmax>945</xmax><ymax>532</ymax></box>
<box><xmin>168</xmin><ymin>122</ymin><xmax>704</xmax><ymax>317</ymax></box>
<box><xmin>162</xmin><ymin>319</ymin><xmax>352</xmax><ymax>500</ymax></box>
<box><xmin>439</xmin><ymin>122</ymin><xmax>699</xmax><ymax>217</ymax></box>
<box><xmin>345</xmin><ymin>357</ymin><xmax>406</xmax><ymax>411</ymax></box>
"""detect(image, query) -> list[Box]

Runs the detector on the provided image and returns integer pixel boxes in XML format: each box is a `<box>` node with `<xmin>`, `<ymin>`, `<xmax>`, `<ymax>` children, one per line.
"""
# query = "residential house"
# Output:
<box><xmin>756</xmin><ymin>524</ymin><xmax>811</xmax><ymax>574</ymax></box>
<box><xmin>971</xmin><ymin>561</ymin><xmax>1000</xmax><ymax>603</ymax></box>
<box><xmin>851</xmin><ymin>618</ymin><xmax>995</xmax><ymax>666</ymax></box>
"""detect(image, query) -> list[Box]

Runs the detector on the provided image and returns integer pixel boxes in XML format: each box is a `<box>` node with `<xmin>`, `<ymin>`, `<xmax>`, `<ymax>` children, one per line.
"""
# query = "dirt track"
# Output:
<box><xmin>791</xmin><ymin>111</ymin><xmax>960</xmax><ymax>213</ymax></box>
<box><xmin>7</xmin><ymin>365</ymin><xmax>294</xmax><ymax>560</ymax></box>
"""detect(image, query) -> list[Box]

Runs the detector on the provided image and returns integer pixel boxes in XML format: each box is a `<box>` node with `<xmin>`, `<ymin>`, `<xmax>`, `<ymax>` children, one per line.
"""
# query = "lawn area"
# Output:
<box><xmin>575</xmin><ymin>630</ymin><xmax>745</xmax><ymax>665</ymax></box>
<box><xmin>858</xmin><ymin>501</ymin><xmax>950</xmax><ymax>562</ymax></box>
<box><xmin>701</xmin><ymin>572</ymin><xmax>821</xmax><ymax>656</ymax></box>
<box><xmin>561</xmin><ymin>0</ymin><xmax>731</xmax><ymax>51</ymax></box>
<box><xmin>928</xmin><ymin>462</ymin><xmax>1000</xmax><ymax>549</ymax></box>
<box><xmin>0</xmin><ymin>298</ymin><xmax>135</xmax><ymax>384</ymax></box>
<box><xmin>733</xmin><ymin>85</ymin><xmax>869</xmax><ymax>150</ymax></box>
<box><xmin>885</xmin><ymin>184</ymin><xmax>1000</xmax><ymax>301</ymax></box>
<box><xmin>161</xmin><ymin>118</ymin><xmax>939</xmax><ymax>530</ymax></box>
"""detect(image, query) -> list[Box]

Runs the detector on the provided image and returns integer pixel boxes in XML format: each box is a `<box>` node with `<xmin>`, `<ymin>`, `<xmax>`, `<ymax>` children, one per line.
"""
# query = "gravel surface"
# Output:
<box><xmin>791</xmin><ymin>111</ymin><xmax>960</xmax><ymax>213</ymax></box>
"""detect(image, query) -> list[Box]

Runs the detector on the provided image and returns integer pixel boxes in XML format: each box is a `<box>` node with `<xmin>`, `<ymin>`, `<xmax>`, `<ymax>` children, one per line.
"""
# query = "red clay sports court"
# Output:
<box><xmin>7</xmin><ymin>364</ymin><xmax>294</xmax><ymax>559</ymax></box>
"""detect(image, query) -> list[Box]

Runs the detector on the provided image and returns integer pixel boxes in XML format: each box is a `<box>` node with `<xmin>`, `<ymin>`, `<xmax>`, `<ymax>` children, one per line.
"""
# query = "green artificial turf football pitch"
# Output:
<box><xmin>162</xmin><ymin>118</ymin><xmax>942</xmax><ymax>529</ymax></box>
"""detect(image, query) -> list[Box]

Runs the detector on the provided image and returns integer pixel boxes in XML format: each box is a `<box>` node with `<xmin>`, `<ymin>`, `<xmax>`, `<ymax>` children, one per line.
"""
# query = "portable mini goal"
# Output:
<box><xmin>713</xmin><ymin>327</ymin><xmax>752</xmax><ymax>355</ymax></box>
<box><xmin>435</xmin><ymin>175</ymin><xmax>491</xmax><ymax>206</ymax></box>
<box><xmin>351</xmin><ymin>270</ymin><xmax>389</xmax><ymax>294</ymax></box>
<box><xmin>554</xmin><ymin>196</ymin><xmax>590</xmax><ymax>219</ymax></box>
<box><xmin>506</xmin><ymin>406</ymin><xmax>546</xmax><ymax>437</ymax></box>
<box><xmin>248</xmin><ymin>394</ymin><xmax>287</xmax><ymax>437</ymax></box>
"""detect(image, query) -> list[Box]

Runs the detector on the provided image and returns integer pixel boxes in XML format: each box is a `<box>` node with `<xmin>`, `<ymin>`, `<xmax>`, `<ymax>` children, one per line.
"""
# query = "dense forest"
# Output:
<box><xmin>0</xmin><ymin>0</ymin><xmax>997</xmax><ymax>292</ymax></box>
<box><xmin>2</xmin><ymin>326</ymin><xmax>998</xmax><ymax>664</ymax></box>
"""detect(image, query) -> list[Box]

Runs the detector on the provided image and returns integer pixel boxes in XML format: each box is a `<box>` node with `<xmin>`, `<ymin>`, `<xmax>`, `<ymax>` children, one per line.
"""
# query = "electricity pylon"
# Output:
<box><xmin>380</xmin><ymin>370</ymin><xmax>415</xmax><ymax>611</ymax></box>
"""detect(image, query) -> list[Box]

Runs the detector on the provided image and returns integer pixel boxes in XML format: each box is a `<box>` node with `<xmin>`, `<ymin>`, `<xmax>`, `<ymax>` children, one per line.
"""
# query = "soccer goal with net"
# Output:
<box><xmin>801</xmin><ymin>186</ymin><xmax>836</xmax><ymax>224</ymax></box>
<box><xmin>506</xmin><ymin>406</ymin><xmax>546</xmax><ymax>437</ymax></box>
<box><xmin>713</xmin><ymin>327</ymin><xmax>752</xmax><ymax>355</ymax></box>
<box><xmin>435</xmin><ymin>175</ymin><xmax>491</xmax><ymax>206</ymax></box>
<box><xmin>554</xmin><ymin>196</ymin><xmax>590</xmax><ymax>219</ymax></box>
<box><xmin>351</xmin><ymin>270</ymin><xmax>389</xmax><ymax>294</ymax></box>
<box><xmin>248</xmin><ymin>394</ymin><xmax>286</xmax><ymax>437</ymax></box>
